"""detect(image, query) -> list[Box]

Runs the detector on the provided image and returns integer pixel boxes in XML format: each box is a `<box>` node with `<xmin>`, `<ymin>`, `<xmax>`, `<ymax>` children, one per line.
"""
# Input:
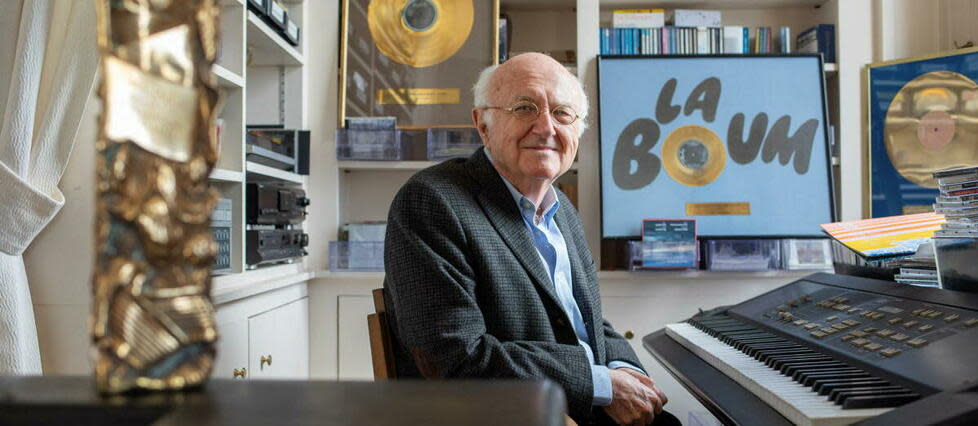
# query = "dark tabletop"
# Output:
<box><xmin>0</xmin><ymin>376</ymin><xmax>567</xmax><ymax>426</ymax></box>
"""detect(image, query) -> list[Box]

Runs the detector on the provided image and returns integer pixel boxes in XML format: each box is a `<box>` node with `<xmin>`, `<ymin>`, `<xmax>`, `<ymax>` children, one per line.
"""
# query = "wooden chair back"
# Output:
<box><xmin>367</xmin><ymin>288</ymin><xmax>397</xmax><ymax>379</ymax></box>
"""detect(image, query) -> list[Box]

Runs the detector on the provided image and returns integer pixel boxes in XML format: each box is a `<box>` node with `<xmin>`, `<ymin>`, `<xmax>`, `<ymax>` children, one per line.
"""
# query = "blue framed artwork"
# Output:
<box><xmin>867</xmin><ymin>48</ymin><xmax>978</xmax><ymax>217</ymax></box>
<box><xmin>597</xmin><ymin>55</ymin><xmax>835</xmax><ymax>238</ymax></box>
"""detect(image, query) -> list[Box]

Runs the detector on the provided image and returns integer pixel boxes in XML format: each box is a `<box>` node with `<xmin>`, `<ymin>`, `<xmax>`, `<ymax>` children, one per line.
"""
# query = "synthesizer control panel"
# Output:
<box><xmin>728</xmin><ymin>274</ymin><xmax>978</xmax><ymax>393</ymax></box>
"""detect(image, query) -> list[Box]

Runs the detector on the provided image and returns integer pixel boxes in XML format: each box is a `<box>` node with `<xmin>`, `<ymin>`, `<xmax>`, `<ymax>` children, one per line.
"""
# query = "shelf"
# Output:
<box><xmin>246</xmin><ymin>11</ymin><xmax>303</xmax><ymax>66</ymax></box>
<box><xmin>210</xmin><ymin>167</ymin><xmax>245</xmax><ymax>182</ymax></box>
<box><xmin>315</xmin><ymin>270</ymin><xmax>384</xmax><ymax>280</ymax></box>
<box><xmin>595</xmin><ymin>0</ymin><xmax>826</xmax><ymax>9</ymax></box>
<box><xmin>338</xmin><ymin>160</ymin><xmax>580</xmax><ymax>172</ymax></box>
<box><xmin>212</xmin><ymin>265</ymin><xmax>315</xmax><ymax>304</ymax></box>
<box><xmin>339</xmin><ymin>161</ymin><xmax>437</xmax><ymax>171</ymax></box>
<box><xmin>213</xmin><ymin>64</ymin><xmax>244</xmax><ymax>88</ymax></box>
<box><xmin>246</xmin><ymin>161</ymin><xmax>304</xmax><ymax>184</ymax></box>
<box><xmin>314</xmin><ymin>269</ymin><xmax>822</xmax><ymax>282</ymax></box>
<box><xmin>597</xmin><ymin>269</ymin><xmax>824</xmax><ymax>281</ymax></box>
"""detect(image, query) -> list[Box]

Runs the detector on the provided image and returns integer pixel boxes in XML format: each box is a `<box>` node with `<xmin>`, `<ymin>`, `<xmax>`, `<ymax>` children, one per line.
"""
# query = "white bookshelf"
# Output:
<box><xmin>246</xmin><ymin>11</ymin><xmax>304</xmax><ymax>66</ymax></box>
<box><xmin>214</xmin><ymin>64</ymin><xmax>245</xmax><ymax>88</ymax></box>
<box><xmin>329</xmin><ymin>0</ymin><xmax>857</xmax><ymax>273</ymax></box>
<box><xmin>210</xmin><ymin>167</ymin><xmax>245</xmax><ymax>183</ymax></box>
<box><xmin>212</xmin><ymin>0</ymin><xmax>308</xmax><ymax>278</ymax></box>
<box><xmin>246</xmin><ymin>160</ymin><xmax>305</xmax><ymax>184</ymax></box>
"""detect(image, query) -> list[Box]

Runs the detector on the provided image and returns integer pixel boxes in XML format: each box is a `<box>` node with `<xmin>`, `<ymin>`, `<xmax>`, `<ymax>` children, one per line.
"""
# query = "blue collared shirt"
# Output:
<box><xmin>484</xmin><ymin>150</ymin><xmax>642</xmax><ymax>406</ymax></box>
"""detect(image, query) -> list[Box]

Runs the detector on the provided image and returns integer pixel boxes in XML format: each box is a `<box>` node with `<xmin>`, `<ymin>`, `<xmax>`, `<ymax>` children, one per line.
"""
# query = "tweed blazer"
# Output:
<box><xmin>383</xmin><ymin>147</ymin><xmax>644</xmax><ymax>423</ymax></box>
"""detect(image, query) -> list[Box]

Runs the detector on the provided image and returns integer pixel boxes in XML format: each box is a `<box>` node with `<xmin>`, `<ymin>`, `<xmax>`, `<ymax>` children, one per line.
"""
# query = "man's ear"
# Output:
<box><xmin>472</xmin><ymin>108</ymin><xmax>489</xmax><ymax>141</ymax></box>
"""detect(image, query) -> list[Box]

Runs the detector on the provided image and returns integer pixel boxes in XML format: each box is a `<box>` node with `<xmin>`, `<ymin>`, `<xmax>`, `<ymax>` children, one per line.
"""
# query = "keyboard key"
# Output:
<box><xmin>843</xmin><ymin>393</ymin><xmax>920</xmax><ymax>409</ymax></box>
<box><xmin>880</xmin><ymin>348</ymin><xmax>902</xmax><ymax>357</ymax></box>
<box><xmin>906</xmin><ymin>338</ymin><xmax>928</xmax><ymax>348</ymax></box>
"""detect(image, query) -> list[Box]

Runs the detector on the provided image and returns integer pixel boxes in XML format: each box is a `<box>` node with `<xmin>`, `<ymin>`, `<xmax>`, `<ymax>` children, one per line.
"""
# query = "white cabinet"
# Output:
<box><xmin>213</xmin><ymin>315</ymin><xmax>249</xmax><ymax>380</ymax></box>
<box><xmin>213</xmin><ymin>282</ymin><xmax>309</xmax><ymax>381</ymax></box>
<box><xmin>309</xmin><ymin>276</ymin><xmax>376</xmax><ymax>380</ymax></box>
<box><xmin>249</xmin><ymin>298</ymin><xmax>309</xmax><ymax>379</ymax></box>
<box><xmin>337</xmin><ymin>295</ymin><xmax>374</xmax><ymax>380</ymax></box>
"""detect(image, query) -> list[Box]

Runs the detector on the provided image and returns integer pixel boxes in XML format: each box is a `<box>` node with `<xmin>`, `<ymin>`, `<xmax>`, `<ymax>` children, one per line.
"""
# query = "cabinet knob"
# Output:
<box><xmin>233</xmin><ymin>368</ymin><xmax>247</xmax><ymax>378</ymax></box>
<box><xmin>260</xmin><ymin>354</ymin><xmax>273</xmax><ymax>369</ymax></box>
<box><xmin>624</xmin><ymin>330</ymin><xmax>634</xmax><ymax>340</ymax></box>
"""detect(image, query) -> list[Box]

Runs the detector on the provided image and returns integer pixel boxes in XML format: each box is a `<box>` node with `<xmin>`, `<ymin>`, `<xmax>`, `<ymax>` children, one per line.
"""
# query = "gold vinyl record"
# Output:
<box><xmin>368</xmin><ymin>0</ymin><xmax>473</xmax><ymax>68</ymax></box>
<box><xmin>662</xmin><ymin>125</ymin><xmax>726</xmax><ymax>186</ymax></box>
<box><xmin>884</xmin><ymin>71</ymin><xmax>978</xmax><ymax>188</ymax></box>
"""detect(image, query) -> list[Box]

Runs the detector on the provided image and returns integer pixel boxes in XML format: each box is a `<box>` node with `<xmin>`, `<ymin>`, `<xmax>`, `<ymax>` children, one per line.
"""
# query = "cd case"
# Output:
<box><xmin>781</xmin><ymin>238</ymin><xmax>832</xmax><ymax>270</ymax></box>
<box><xmin>641</xmin><ymin>219</ymin><xmax>697</xmax><ymax>269</ymax></box>
<box><xmin>704</xmin><ymin>239</ymin><xmax>782</xmax><ymax>271</ymax></box>
<box><xmin>934</xmin><ymin>237</ymin><xmax>978</xmax><ymax>292</ymax></box>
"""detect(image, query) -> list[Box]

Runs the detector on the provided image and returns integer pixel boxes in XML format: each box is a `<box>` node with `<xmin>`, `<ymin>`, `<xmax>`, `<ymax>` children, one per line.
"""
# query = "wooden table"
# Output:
<box><xmin>0</xmin><ymin>376</ymin><xmax>568</xmax><ymax>426</ymax></box>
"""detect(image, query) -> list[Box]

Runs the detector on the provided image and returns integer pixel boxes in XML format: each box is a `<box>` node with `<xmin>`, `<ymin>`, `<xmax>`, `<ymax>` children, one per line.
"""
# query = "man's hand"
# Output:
<box><xmin>620</xmin><ymin>368</ymin><xmax>668</xmax><ymax>408</ymax></box>
<box><xmin>601</xmin><ymin>368</ymin><xmax>664</xmax><ymax>425</ymax></box>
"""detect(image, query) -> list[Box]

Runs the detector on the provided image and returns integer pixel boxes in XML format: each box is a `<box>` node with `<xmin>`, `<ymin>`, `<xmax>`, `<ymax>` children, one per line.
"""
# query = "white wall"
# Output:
<box><xmin>874</xmin><ymin>0</ymin><xmax>941</xmax><ymax>62</ymax></box>
<box><xmin>303</xmin><ymin>0</ymin><xmax>341</xmax><ymax>273</ymax></box>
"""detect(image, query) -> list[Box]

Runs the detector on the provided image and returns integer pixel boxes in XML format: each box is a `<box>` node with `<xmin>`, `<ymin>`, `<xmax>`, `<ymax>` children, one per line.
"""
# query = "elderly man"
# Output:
<box><xmin>384</xmin><ymin>53</ymin><xmax>677</xmax><ymax>426</ymax></box>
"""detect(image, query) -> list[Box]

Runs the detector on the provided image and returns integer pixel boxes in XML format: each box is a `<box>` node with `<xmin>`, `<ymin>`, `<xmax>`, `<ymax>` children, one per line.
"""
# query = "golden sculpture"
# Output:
<box><xmin>93</xmin><ymin>0</ymin><xmax>223</xmax><ymax>394</ymax></box>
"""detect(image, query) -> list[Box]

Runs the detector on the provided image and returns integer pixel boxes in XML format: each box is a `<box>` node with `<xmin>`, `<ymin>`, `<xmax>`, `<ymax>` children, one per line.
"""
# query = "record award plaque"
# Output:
<box><xmin>340</xmin><ymin>0</ymin><xmax>499</xmax><ymax>128</ymax></box>
<box><xmin>598</xmin><ymin>55</ymin><xmax>835</xmax><ymax>238</ymax></box>
<box><xmin>868</xmin><ymin>48</ymin><xmax>978</xmax><ymax>217</ymax></box>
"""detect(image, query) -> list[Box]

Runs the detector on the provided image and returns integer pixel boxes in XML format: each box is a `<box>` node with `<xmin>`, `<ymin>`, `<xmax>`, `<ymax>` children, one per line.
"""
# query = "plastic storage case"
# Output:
<box><xmin>426</xmin><ymin>127</ymin><xmax>482</xmax><ymax>161</ymax></box>
<box><xmin>336</xmin><ymin>129</ymin><xmax>403</xmax><ymax>160</ymax></box>
<box><xmin>703</xmin><ymin>239</ymin><xmax>782</xmax><ymax>271</ymax></box>
<box><xmin>329</xmin><ymin>241</ymin><xmax>385</xmax><ymax>272</ymax></box>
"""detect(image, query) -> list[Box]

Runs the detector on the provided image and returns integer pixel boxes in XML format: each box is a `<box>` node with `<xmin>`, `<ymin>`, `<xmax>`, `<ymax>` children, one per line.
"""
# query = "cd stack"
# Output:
<box><xmin>933</xmin><ymin>166</ymin><xmax>978</xmax><ymax>238</ymax></box>
<box><xmin>932</xmin><ymin>166</ymin><xmax>978</xmax><ymax>292</ymax></box>
<box><xmin>891</xmin><ymin>241</ymin><xmax>939</xmax><ymax>288</ymax></box>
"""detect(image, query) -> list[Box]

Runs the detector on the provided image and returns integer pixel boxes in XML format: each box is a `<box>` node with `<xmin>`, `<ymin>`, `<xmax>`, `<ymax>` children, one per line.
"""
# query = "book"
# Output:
<box><xmin>612</xmin><ymin>9</ymin><xmax>664</xmax><ymax>28</ymax></box>
<box><xmin>779</xmin><ymin>26</ymin><xmax>791</xmax><ymax>53</ymax></box>
<box><xmin>820</xmin><ymin>213</ymin><xmax>946</xmax><ymax>259</ymax></box>
<box><xmin>797</xmin><ymin>24</ymin><xmax>835</xmax><ymax>63</ymax></box>
<box><xmin>641</xmin><ymin>219</ymin><xmax>697</xmax><ymax>269</ymax></box>
<box><xmin>667</xmin><ymin>9</ymin><xmax>721</xmax><ymax>27</ymax></box>
<box><xmin>723</xmin><ymin>26</ymin><xmax>746</xmax><ymax>54</ymax></box>
<box><xmin>599</xmin><ymin>26</ymin><xmax>725</xmax><ymax>55</ymax></box>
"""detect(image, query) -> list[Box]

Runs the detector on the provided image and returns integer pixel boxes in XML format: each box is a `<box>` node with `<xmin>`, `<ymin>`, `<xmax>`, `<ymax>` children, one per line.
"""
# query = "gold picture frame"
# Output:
<box><xmin>864</xmin><ymin>46</ymin><xmax>978</xmax><ymax>218</ymax></box>
<box><xmin>339</xmin><ymin>0</ymin><xmax>500</xmax><ymax>129</ymax></box>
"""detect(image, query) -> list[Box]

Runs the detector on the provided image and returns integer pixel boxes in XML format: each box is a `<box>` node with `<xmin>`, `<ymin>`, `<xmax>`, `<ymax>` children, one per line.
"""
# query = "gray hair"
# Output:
<box><xmin>472</xmin><ymin>63</ymin><xmax>589</xmax><ymax>136</ymax></box>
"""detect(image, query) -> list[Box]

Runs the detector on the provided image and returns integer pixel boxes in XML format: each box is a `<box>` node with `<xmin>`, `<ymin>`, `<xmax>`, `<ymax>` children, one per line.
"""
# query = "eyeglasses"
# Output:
<box><xmin>483</xmin><ymin>101</ymin><xmax>580</xmax><ymax>126</ymax></box>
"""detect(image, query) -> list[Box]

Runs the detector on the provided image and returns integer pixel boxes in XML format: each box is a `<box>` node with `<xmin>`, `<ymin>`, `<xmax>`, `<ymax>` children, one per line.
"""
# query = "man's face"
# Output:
<box><xmin>475</xmin><ymin>56</ymin><xmax>581</xmax><ymax>184</ymax></box>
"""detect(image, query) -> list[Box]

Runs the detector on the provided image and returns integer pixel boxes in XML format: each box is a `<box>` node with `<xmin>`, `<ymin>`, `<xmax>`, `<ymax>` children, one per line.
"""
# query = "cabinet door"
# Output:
<box><xmin>337</xmin><ymin>295</ymin><xmax>374</xmax><ymax>380</ymax></box>
<box><xmin>275</xmin><ymin>297</ymin><xmax>309</xmax><ymax>378</ymax></box>
<box><xmin>248</xmin><ymin>297</ymin><xmax>309</xmax><ymax>379</ymax></box>
<box><xmin>213</xmin><ymin>314</ymin><xmax>249</xmax><ymax>380</ymax></box>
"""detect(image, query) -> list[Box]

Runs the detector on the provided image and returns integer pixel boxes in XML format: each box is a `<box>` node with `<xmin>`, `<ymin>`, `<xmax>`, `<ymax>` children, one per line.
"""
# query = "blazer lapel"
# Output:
<box><xmin>468</xmin><ymin>149</ymin><xmax>562</xmax><ymax>308</ymax></box>
<box><xmin>555</xmin><ymin>208</ymin><xmax>598</xmax><ymax>351</ymax></box>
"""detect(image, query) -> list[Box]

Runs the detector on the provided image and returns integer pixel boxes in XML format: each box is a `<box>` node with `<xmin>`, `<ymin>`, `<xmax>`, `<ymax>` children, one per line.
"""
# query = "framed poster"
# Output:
<box><xmin>598</xmin><ymin>55</ymin><xmax>835</xmax><ymax>238</ymax></box>
<box><xmin>866</xmin><ymin>47</ymin><xmax>978</xmax><ymax>217</ymax></box>
<box><xmin>340</xmin><ymin>0</ymin><xmax>499</xmax><ymax>128</ymax></box>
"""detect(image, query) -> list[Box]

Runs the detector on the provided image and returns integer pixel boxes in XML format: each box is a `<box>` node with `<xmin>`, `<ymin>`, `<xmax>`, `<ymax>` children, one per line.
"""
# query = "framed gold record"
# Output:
<box><xmin>867</xmin><ymin>47</ymin><xmax>978</xmax><ymax>217</ymax></box>
<box><xmin>661</xmin><ymin>125</ymin><xmax>726</xmax><ymax>187</ymax></box>
<box><xmin>339</xmin><ymin>0</ymin><xmax>499</xmax><ymax>128</ymax></box>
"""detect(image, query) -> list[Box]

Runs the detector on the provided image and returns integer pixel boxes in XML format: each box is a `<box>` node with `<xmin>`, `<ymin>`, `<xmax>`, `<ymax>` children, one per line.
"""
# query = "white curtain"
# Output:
<box><xmin>0</xmin><ymin>0</ymin><xmax>98</xmax><ymax>374</ymax></box>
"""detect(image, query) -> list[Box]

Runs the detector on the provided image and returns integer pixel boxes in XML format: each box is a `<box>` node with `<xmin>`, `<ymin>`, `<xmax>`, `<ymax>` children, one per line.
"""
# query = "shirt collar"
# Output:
<box><xmin>484</xmin><ymin>149</ymin><xmax>560</xmax><ymax>224</ymax></box>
